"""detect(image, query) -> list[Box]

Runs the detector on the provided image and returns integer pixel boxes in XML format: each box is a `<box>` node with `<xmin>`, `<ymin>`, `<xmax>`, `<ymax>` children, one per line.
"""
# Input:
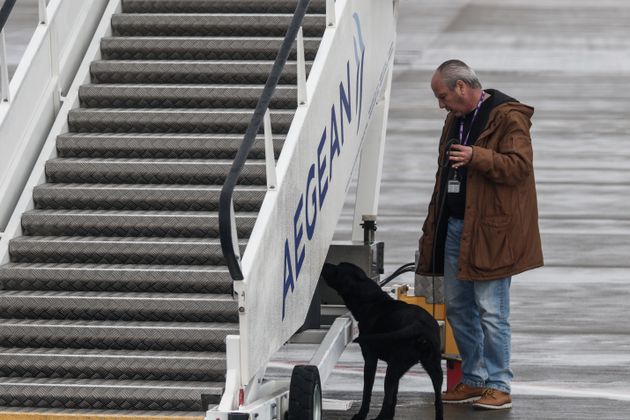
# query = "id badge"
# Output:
<box><xmin>448</xmin><ymin>180</ymin><xmax>460</xmax><ymax>194</ymax></box>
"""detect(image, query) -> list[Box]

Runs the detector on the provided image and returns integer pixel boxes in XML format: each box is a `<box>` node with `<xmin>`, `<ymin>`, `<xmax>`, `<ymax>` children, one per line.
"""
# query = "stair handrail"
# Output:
<box><xmin>219</xmin><ymin>0</ymin><xmax>312</xmax><ymax>281</ymax></box>
<box><xmin>0</xmin><ymin>0</ymin><xmax>17</xmax><ymax>33</ymax></box>
<box><xmin>0</xmin><ymin>0</ymin><xmax>17</xmax><ymax>101</ymax></box>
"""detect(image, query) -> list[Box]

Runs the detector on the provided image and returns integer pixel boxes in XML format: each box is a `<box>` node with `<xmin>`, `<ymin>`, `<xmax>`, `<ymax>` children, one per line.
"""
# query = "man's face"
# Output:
<box><xmin>431</xmin><ymin>73</ymin><xmax>468</xmax><ymax>117</ymax></box>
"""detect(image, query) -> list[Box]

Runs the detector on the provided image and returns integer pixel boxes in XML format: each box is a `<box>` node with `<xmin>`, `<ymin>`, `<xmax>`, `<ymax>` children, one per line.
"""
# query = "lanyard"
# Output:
<box><xmin>459</xmin><ymin>92</ymin><xmax>485</xmax><ymax>146</ymax></box>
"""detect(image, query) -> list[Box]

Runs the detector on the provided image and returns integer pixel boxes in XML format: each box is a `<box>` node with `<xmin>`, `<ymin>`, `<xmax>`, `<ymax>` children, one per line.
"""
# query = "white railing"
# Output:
<box><xmin>0</xmin><ymin>0</ymin><xmax>120</xmax><ymax>262</ymax></box>
<box><xmin>0</xmin><ymin>0</ymin><xmax>108</xmax><ymax>233</ymax></box>
<box><xmin>0</xmin><ymin>0</ymin><xmax>17</xmax><ymax>103</ymax></box>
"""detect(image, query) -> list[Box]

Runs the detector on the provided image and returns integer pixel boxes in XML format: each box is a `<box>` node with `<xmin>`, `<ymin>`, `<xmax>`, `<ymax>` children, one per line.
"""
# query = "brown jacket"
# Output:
<box><xmin>416</xmin><ymin>100</ymin><xmax>543</xmax><ymax>280</ymax></box>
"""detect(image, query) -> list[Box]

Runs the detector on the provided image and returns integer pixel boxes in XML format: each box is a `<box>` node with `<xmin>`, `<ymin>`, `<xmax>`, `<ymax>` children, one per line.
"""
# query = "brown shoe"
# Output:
<box><xmin>472</xmin><ymin>388</ymin><xmax>513</xmax><ymax>410</ymax></box>
<box><xmin>442</xmin><ymin>382</ymin><xmax>484</xmax><ymax>404</ymax></box>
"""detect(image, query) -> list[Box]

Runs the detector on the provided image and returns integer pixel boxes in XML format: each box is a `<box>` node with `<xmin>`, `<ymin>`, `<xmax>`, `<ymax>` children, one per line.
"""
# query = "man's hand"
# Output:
<box><xmin>449</xmin><ymin>144</ymin><xmax>473</xmax><ymax>169</ymax></box>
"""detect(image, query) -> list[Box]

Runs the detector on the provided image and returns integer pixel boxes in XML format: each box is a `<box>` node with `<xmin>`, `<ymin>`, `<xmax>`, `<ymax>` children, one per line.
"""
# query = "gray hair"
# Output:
<box><xmin>436</xmin><ymin>59</ymin><xmax>482</xmax><ymax>90</ymax></box>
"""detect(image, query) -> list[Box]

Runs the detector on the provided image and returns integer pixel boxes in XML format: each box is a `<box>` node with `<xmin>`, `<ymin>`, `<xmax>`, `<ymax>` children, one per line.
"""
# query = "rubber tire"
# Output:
<box><xmin>288</xmin><ymin>365</ymin><xmax>322</xmax><ymax>420</ymax></box>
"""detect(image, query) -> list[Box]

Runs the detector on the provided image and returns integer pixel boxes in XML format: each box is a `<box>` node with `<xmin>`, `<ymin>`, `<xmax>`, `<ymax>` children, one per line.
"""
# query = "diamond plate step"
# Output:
<box><xmin>0</xmin><ymin>319</ymin><xmax>237</xmax><ymax>351</ymax></box>
<box><xmin>0</xmin><ymin>291</ymin><xmax>237</xmax><ymax>323</ymax></box>
<box><xmin>0</xmin><ymin>377</ymin><xmax>222</xmax><ymax>411</ymax></box>
<box><xmin>90</xmin><ymin>60</ymin><xmax>311</xmax><ymax>85</ymax></box>
<box><xmin>56</xmin><ymin>133</ymin><xmax>283</xmax><ymax>159</ymax></box>
<box><xmin>32</xmin><ymin>184</ymin><xmax>266</xmax><ymax>211</ymax></box>
<box><xmin>44</xmin><ymin>158</ymin><xmax>266</xmax><ymax>185</ymax></box>
<box><xmin>0</xmin><ymin>263</ymin><xmax>234</xmax><ymax>294</ymax></box>
<box><xmin>67</xmin><ymin>108</ymin><xmax>294</xmax><ymax>134</ymax></box>
<box><xmin>111</xmin><ymin>13</ymin><xmax>326</xmax><ymax>37</ymax></box>
<box><xmin>0</xmin><ymin>347</ymin><xmax>226</xmax><ymax>381</ymax></box>
<box><xmin>8</xmin><ymin>236</ymin><xmax>244</xmax><ymax>265</ymax></box>
<box><xmin>121</xmin><ymin>0</ymin><xmax>327</xmax><ymax>14</ymax></box>
<box><xmin>78</xmin><ymin>84</ymin><xmax>297</xmax><ymax>109</ymax></box>
<box><xmin>0</xmin><ymin>0</ymin><xmax>331</xmax><ymax>414</ymax></box>
<box><xmin>21</xmin><ymin>210</ymin><xmax>256</xmax><ymax>238</ymax></box>
<box><xmin>100</xmin><ymin>36</ymin><xmax>320</xmax><ymax>61</ymax></box>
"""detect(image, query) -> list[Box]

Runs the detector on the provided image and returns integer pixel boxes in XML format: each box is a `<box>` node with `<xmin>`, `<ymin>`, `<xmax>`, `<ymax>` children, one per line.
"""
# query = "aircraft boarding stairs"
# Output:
<box><xmin>0</xmin><ymin>0</ymin><xmax>397</xmax><ymax>417</ymax></box>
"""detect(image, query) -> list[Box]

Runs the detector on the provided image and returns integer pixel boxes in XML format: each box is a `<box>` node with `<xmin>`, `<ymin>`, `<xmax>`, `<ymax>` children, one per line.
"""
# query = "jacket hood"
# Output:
<box><xmin>486</xmin><ymin>89</ymin><xmax>534</xmax><ymax>119</ymax></box>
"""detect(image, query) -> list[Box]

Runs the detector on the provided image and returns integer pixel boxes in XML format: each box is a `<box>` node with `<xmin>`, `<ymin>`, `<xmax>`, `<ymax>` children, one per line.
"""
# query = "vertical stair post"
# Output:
<box><xmin>0</xmin><ymin>30</ymin><xmax>9</xmax><ymax>102</ymax></box>
<box><xmin>297</xmin><ymin>27</ymin><xmax>307</xmax><ymax>106</ymax></box>
<box><xmin>326</xmin><ymin>0</ymin><xmax>336</xmax><ymax>27</ymax></box>
<box><xmin>46</xmin><ymin>2</ymin><xmax>62</xmax><ymax>113</ymax></box>
<box><xmin>351</xmin><ymin>59</ymin><xmax>395</xmax><ymax>241</ymax></box>
<box><xmin>263</xmin><ymin>109</ymin><xmax>277</xmax><ymax>190</ymax></box>
<box><xmin>230</xmin><ymin>200</ymin><xmax>241</xmax><ymax>262</ymax></box>
<box><xmin>38</xmin><ymin>0</ymin><xmax>47</xmax><ymax>24</ymax></box>
<box><xmin>216</xmin><ymin>335</ymin><xmax>242</xmax><ymax>412</ymax></box>
<box><xmin>39</xmin><ymin>0</ymin><xmax>61</xmax><ymax>112</ymax></box>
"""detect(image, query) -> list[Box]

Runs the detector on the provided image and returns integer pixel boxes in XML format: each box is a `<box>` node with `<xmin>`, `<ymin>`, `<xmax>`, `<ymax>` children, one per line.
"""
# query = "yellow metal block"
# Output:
<box><xmin>394</xmin><ymin>284</ymin><xmax>459</xmax><ymax>358</ymax></box>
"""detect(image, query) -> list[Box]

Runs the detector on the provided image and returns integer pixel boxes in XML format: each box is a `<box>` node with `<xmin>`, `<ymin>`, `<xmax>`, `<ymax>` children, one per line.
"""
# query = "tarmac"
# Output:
<box><xmin>322</xmin><ymin>0</ymin><xmax>630</xmax><ymax>418</ymax></box>
<box><xmin>4</xmin><ymin>0</ymin><xmax>630</xmax><ymax>419</ymax></box>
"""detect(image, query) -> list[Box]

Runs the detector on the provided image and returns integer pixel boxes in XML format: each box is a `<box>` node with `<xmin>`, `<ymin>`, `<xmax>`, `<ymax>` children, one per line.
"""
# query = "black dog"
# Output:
<box><xmin>322</xmin><ymin>262</ymin><xmax>443</xmax><ymax>420</ymax></box>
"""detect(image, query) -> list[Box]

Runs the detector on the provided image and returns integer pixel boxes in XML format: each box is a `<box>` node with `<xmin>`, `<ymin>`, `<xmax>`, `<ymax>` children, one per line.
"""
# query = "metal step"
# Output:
<box><xmin>0</xmin><ymin>263</ymin><xmax>234</xmax><ymax>294</ymax></box>
<box><xmin>78</xmin><ymin>84</ymin><xmax>297</xmax><ymax>109</ymax></box>
<box><xmin>0</xmin><ymin>0</ymin><xmax>329</xmax><ymax>413</ymax></box>
<box><xmin>90</xmin><ymin>60</ymin><xmax>311</xmax><ymax>85</ymax></box>
<box><xmin>100</xmin><ymin>36</ymin><xmax>320</xmax><ymax>61</ymax></box>
<box><xmin>8</xmin><ymin>236</ymin><xmax>244</xmax><ymax>265</ymax></box>
<box><xmin>32</xmin><ymin>183</ymin><xmax>266</xmax><ymax>211</ymax></box>
<box><xmin>0</xmin><ymin>347</ymin><xmax>226</xmax><ymax>381</ymax></box>
<box><xmin>0</xmin><ymin>377</ymin><xmax>223</xmax><ymax>410</ymax></box>
<box><xmin>121</xmin><ymin>0</ymin><xmax>327</xmax><ymax>14</ymax></box>
<box><xmin>67</xmin><ymin>108</ymin><xmax>294</xmax><ymax>134</ymax></box>
<box><xmin>0</xmin><ymin>318</ymin><xmax>237</xmax><ymax>351</ymax></box>
<box><xmin>56</xmin><ymin>132</ymin><xmax>284</xmax><ymax>159</ymax></box>
<box><xmin>111</xmin><ymin>13</ymin><xmax>326</xmax><ymax>37</ymax></box>
<box><xmin>0</xmin><ymin>291</ymin><xmax>238</xmax><ymax>323</ymax></box>
<box><xmin>44</xmin><ymin>158</ymin><xmax>267</xmax><ymax>185</ymax></box>
<box><xmin>21</xmin><ymin>209</ymin><xmax>256</xmax><ymax>238</ymax></box>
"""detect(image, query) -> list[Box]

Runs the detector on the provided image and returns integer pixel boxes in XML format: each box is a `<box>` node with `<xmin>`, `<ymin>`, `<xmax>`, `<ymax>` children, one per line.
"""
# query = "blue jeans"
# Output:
<box><xmin>444</xmin><ymin>217</ymin><xmax>513</xmax><ymax>394</ymax></box>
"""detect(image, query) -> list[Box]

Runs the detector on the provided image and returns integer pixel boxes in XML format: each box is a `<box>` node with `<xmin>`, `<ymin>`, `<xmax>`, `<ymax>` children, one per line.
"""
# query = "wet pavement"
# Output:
<box><xmin>323</xmin><ymin>391</ymin><xmax>629</xmax><ymax>420</ymax></box>
<box><xmin>326</xmin><ymin>0</ymin><xmax>630</xmax><ymax>418</ymax></box>
<box><xmin>4</xmin><ymin>0</ymin><xmax>630</xmax><ymax>418</ymax></box>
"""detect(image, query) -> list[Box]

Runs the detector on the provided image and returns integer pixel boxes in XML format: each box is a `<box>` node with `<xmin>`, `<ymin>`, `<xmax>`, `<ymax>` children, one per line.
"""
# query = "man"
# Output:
<box><xmin>416</xmin><ymin>60</ymin><xmax>543</xmax><ymax>410</ymax></box>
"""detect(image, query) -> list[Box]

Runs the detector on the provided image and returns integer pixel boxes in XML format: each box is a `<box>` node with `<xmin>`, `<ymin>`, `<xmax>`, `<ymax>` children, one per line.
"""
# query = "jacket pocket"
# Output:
<box><xmin>471</xmin><ymin>216</ymin><xmax>515</xmax><ymax>272</ymax></box>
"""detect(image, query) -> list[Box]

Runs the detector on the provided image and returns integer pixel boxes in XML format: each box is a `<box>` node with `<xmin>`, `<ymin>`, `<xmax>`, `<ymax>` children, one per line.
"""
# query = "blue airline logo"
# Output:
<box><xmin>282</xmin><ymin>13</ymin><xmax>366</xmax><ymax>320</ymax></box>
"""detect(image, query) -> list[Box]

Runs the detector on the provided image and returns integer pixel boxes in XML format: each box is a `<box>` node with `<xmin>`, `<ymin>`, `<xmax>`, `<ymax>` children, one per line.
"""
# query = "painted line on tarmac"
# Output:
<box><xmin>513</xmin><ymin>384</ymin><xmax>630</xmax><ymax>402</ymax></box>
